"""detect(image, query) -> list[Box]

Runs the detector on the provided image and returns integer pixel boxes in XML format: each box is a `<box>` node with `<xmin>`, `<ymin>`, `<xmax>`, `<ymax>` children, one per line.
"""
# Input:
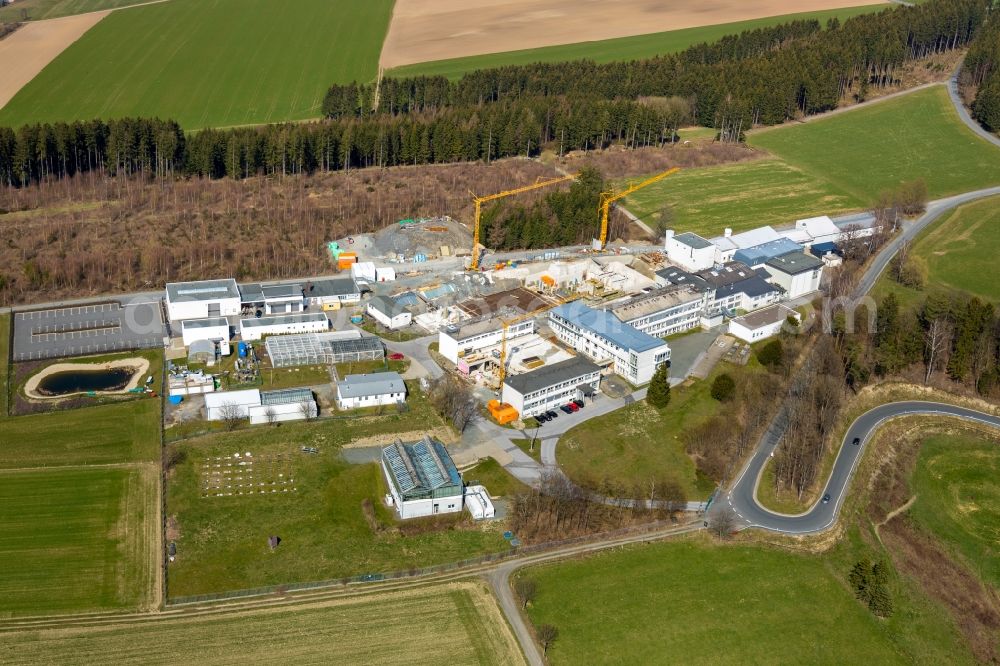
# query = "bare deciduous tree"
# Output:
<box><xmin>536</xmin><ymin>624</ymin><xmax>559</xmax><ymax>656</ymax></box>
<box><xmin>264</xmin><ymin>406</ymin><xmax>278</xmax><ymax>426</ymax></box>
<box><xmin>218</xmin><ymin>402</ymin><xmax>245</xmax><ymax>431</ymax></box>
<box><xmin>513</xmin><ymin>578</ymin><xmax>537</xmax><ymax>610</ymax></box>
<box><xmin>923</xmin><ymin>318</ymin><xmax>952</xmax><ymax>384</ymax></box>
<box><xmin>708</xmin><ymin>505</ymin><xmax>739</xmax><ymax>539</ymax></box>
<box><xmin>298</xmin><ymin>400</ymin><xmax>317</xmax><ymax>421</ymax></box>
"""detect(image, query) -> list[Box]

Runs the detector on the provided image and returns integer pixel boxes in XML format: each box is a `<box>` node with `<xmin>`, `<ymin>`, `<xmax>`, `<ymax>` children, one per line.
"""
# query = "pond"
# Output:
<box><xmin>35</xmin><ymin>367</ymin><xmax>137</xmax><ymax>396</ymax></box>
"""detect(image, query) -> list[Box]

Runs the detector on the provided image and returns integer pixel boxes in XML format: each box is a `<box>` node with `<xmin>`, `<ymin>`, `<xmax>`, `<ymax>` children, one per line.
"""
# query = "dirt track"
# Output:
<box><xmin>380</xmin><ymin>0</ymin><xmax>889</xmax><ymax>68</ymax></box>
<box><xmin>0</xmin><ymin>10</ymin><xmax>109</xmax><ymax>110</ymax></box>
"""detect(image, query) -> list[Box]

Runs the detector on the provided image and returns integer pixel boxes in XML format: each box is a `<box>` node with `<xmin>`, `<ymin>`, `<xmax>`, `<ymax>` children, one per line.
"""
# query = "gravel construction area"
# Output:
<box><xmin>380</xmin><ymin>0</ymin><xmax>889</xmax><ymax>68</ymax></box>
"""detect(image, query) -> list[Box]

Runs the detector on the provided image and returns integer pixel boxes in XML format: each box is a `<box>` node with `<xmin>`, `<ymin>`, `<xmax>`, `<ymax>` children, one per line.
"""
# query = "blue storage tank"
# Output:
<box><xmin>168</xmin><ymin>395</ymin><xmax>183</xmax><ymax>405</ymax></box>
<box><xmin>238</xmin><ymin>342</ymin><xmax>248</xmax><ymax>358</ymax></box>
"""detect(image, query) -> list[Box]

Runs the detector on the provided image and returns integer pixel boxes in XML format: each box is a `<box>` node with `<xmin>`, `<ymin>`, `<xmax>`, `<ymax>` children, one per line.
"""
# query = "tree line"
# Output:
<box><xmin>965</xmin><ymin>13</ymin><xmax>1000</xmax><ymax>133</ymax></box>
<box><xmin>1</xmin><ymin>0</ymin><xmax>988</xmax><ymax>189</ymax></box>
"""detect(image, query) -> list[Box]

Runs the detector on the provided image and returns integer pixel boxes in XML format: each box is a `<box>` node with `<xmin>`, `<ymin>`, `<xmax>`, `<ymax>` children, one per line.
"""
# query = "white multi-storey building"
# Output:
<box><xmin>548</xmin><ymin>302</ymin><xmax>670</xmax><ymax>386</ymax></box>
<box><xmin>610</xmin><ymin>285</ymin><xmax>706</xmax><ymax>338</ymax></box>
<box><xmin>166</xmin><ymin>279</ymin><xmax>242</xmax><ymax>321</ymax></box>
<box><xmin>501</xmin><ymin>356</ymin><xmax>601</xmax><ymax>418</ymax></box>
<box><xmin>438</xmin><ymin>317</ymin><xmax>534</xmax><ymax>365</ymax></box>
<box><xmin>761</xmin><ymin>251</ymin><xmax>824</xmax><ymax>299</ymax></box>
<box><xmin>664</xmin><ymin>230</ymin><xmax>717</xmax><ymax>272</ymax></box>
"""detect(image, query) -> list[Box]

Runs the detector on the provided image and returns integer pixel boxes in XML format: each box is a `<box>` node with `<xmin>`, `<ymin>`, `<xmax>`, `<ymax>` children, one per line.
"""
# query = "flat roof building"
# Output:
<box><xmin>381</xmin><ymin>436</ymin><xmax>464</xmax><ymax>519</ymax></box>
<box><xmin>181</xmin><ymin>317</ymin><xmax>230</xmax><ymax>347</ymax></box>
<box><xmin>762</xmin><ymin>251</ymin><xmax>824</xmax><ymax>299</ymax></box>
<box><xmin>304</xmin><ymin>278</ymin><xmax>361</xmax><ymax>307</ymax></box>
<box><xmin>205</xmin><ymin>387</ymin><xmax>317</xmax><ymax>424</ymax></box>
<box><xmin>728</xmin><ymin>304</ymin><xmax>800</xmax><ymax>343</ymax></box>
<box><xmin>239</xmin><ymin>312</ymin><xmax>329</xmax><ymax>341</ymax></box>
<box><xmin>438</xmin><ymin>312</ymin><xmax>534</xmax><ymax>365</ymax></box>
<box><xmin>501</xmin><ymin>356</ymin><xmax>601</xmax><ymax>418</ymax></box>
<box><xmin>166</xmin><ymin>279</ymin><xmax>241</xmax><ymax>321</ymax></box>
<box><xmin>664</xmin><ymin>230</ymin><xmax>716</xmax><ymax>272</ymax></box>
<box><xmin>610</xmin><ymin>285</ymin><xmax>706</xmax><ymax>338</ymax></box>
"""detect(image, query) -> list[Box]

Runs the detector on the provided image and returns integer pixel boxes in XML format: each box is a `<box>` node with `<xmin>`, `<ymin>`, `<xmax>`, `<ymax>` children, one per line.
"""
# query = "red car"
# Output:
<box><xmin>567</xmin><ymin>402</ymin><xmax>579</xmax><ymax>412</ymax></box>
<box><xmin>388</xmin><ymin>353</ymin><xmax>405</xmax><ymax>361</ymax></box>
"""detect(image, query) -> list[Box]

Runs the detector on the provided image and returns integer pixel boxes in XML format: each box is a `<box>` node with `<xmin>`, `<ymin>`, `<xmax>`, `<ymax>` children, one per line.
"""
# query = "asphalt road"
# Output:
<box><xmin>728</xmin><ymin>402</ymin><xmax>1000</xmax><ymax>533</ymax></box>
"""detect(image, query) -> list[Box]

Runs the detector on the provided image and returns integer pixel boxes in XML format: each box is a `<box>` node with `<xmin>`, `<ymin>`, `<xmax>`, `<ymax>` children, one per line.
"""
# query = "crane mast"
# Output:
<box><xmin>596</xmin><ymin>167</ymin><xmax>680</xmax><ymax>249</ymax></box>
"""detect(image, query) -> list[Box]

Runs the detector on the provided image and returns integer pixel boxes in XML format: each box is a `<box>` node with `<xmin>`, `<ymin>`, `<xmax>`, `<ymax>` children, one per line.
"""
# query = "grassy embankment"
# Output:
<box><xmin>0</xmin><ymin>582</ymin><xmax>526</xmax><ymax>666</ymax></box>
<box><xmin>0</xmin><ymin>0</ymin><xmax>150</xmax><ymax>22</ymax></box>
<box><xmin>388</xmin><ymin>5</ymin><xmax>888</xmax><ymax>80</ymax></box>
<box><xmin>626</xmin><ymin>86</ymin><xmax>1000</xmax><ymax>235</ymax></box>
<box><xmin>0</xmin><ymin>0</ymin><xmax>394</xmax><ymax>129</ymax></box>
<box><xmin>166</xmin><ymin>386</ymin><xmax>508</xmax><ymax>598</ymax></box>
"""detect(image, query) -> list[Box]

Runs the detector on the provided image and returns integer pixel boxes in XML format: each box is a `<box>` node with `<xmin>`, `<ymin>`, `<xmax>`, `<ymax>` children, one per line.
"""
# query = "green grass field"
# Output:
<box><xmin>909</xmin><ymin>432</ymin><xmax>1000</xmax><ymax>589</ymax></box>
<box><xmin>0</xmin><ymin>313</ymin><xmax>9</xmax><ymax>418</ymax></box>
<box><xmin>0</xmin><ymin>0</ymin><xmax>149</xmax><ymax>22</ymax></box>
<box><xmin>388</xmin><ymin>6</ymin><xmax>887</xmax><ymax>80</ymax></box>
<box><xmin>1</xmin><ymin>582</ymin><xmax>524</xmax><ymax>665</ymax></box>
<box><xmin>0</xmin><ymin>0</ymin><xmax>394</xmax><ymax>129</ymax></box>
<box><xmin>522</xmin><ymin>534</ymin><xmax>974</xmax><ymax>664</ymax></box>
<box><xmin>749</xmin><ymin>86</ymin><xmax>1000</xmax><ymax>201</ymax></box>
<box><xmin>0</xmin><ymin>398</ymin><xmax>160</xmax><ymax>467</ymax></box>
<box><xmin>463</xmin><ymin>457</ymin><xmax>527</xmax><ymax>498</ymax></box>
<box><xmin>0</xmin><ymin>465</ymin><xmax>157</xmax><ymax>616</ymax></box>
<box><xmin>624</xmin><ymin>157</ymin><xmax>863</xmax><ymax>236</ymax></box>
<box><xmin>167</xmin><ymin>392</ymin><xmax>508</xmax><ymax>598</ymax></box>
<box><xmin>628</xmin><ymin>86</ymin><xmax>1000</xmax><ymax>236</ymax></box>
<box><xmin>875</xmin><ymin>196</ymin><xmax>1000</xmax><ymax>306</ymax></box>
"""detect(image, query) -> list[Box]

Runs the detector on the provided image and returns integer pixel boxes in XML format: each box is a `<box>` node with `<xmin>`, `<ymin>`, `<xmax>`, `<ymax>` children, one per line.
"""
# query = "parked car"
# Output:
<box><xmin>852</xmin><ymin>437</ymin><xmax>861</xmax><ymax>446</ymax></box>
<box><xmin>546</xmin><ymin>410</ymin><xmax>558</xmax><ymax>419</ymax></box>
<box><xmin>573</xmin><ymin>399</ymin><xmax>585</xmax><ymax>409</ymax></box>
<box><xmin>388</xmin><ymin>352</ymin><xmax>405</xmax><ymax>361</ymax></box>
<box><xmin>821</xmin><ymin>493</ymin><xmax>831</xmax><ymax>504</ymax></box>
<box><xmin>567</xmin><ymin>403</ymin><xmax>579</xmax><ymax>412</ymax></box>
<box><xmin>560</xmin><ymin>405</ymin><xmax>574</xmax><ymax>414</ymax></box>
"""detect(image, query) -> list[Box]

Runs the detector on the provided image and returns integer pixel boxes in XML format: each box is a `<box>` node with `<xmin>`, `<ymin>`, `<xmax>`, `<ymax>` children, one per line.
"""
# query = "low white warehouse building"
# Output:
<box><xmin>381</xmin><ymin>436</ymin><xmax>464</xmax><ymax>520</ymax></box>
<box><xmin>664</xmin><ymin>230</ymin><xmax>716</xmax><ymax>272</ymax></box>
<box><xmin>166</xmin><ymin>279</ymin><xmax>241</xmax><ymax>322</ymax></box>
<box><xmin>336</xmin><ymin>371</ymin><xmax>406</xmax><ymax>410</ymax></box>
<box><xmin>366</xmin><ymin>296</ymin><xmax>412</xmax><ymax>330</ymax></box>
<box><xmin>204</xmin><ymin>387</ymin><xmax>317</xmax><ymax>424</ymax></box>
<box><xmin>239</xmin><ymin>312</ymin><xmax>329</xmax><ymax>341</ymax></box>
<box><xmin>181</xmin><ymin>317</ymin><xmax>230</xmax><ymax>347</ymax></box>
<box><xmin>761</xmin><ymin>251</ymin><xmax>824</xmax><ymax>299</ymax></box>
<box><xmin>728</xmin><ymin>304</ymin><xmax>800</xmax><ymax>343</ymax></box>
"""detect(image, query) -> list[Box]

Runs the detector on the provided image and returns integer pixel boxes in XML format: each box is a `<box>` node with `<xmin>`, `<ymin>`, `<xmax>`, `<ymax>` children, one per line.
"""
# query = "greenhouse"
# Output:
<box><xmin>265</xmin><ymin>332</ymin><xmax>384</xmax><ymax>367</ymax></box>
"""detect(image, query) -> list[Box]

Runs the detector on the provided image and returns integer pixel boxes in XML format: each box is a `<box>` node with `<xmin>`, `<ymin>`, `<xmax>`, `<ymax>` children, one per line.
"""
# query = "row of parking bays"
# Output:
<box><xmin>12</xmin><ymin>300</ymin><xmax>166</xmax><ymax>362</ymax></box>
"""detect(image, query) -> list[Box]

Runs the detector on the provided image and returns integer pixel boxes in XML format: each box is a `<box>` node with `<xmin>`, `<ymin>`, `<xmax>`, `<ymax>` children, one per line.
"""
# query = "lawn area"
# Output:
<box><xmin>909</xmin><ymin>431</ymin><xmax>1000</xmax><ymax>589</ymax></box>
<box><xmin>464</xmin><ymin>457</ymin><xmax>527</xmax><ymax>498</ymax></box>
<box><xmin>2</xmin><ymin>582</ymin><xmax>525</xmax><ymax>665</ymax></box>
<box><xmin>0</xmin><ymin>313</ymin><xmax>9</xmax><ymax>418</ymax></box>
<box><xmin>521</xmin><ymin>533</ymin><xmax>973</xmax><ymax>664</ymax></box>
<box><xmin>167</xmin><ymin>400</ymin><xmax>508</xmax><ymax>598</ymax></box>
<box><xmin>557</xmin><ymin>368</ymin><xmax>741</xmax><ymax>500</ymax></box>
<box><xmin>749</xmin><ymin>86</ymin><xmax>1000</xmax><ymax>202</ymax></box>
<box><xmin>0</xmin><ymin>0</ymin><xmax>394</xmax><ymax>129</ymax></box>
<box><xmin>0</xmin><ymin>464</ymin><xmax>158</xmax><ymax>617</ymax></box>
<box><xmin>623</xmin><ymin>157</ymin><xmax>862</xmax><ymax>236</ymax></box>
<box><xmin>511</xmin><ymin>437</ymin><xmax>542</xmax><ymax>464</ymax></box>
<box><xmin>388</xmin><ymin>5</ymin><xmax>887</xmax><ymax>80</ymax></box>
<box><xmin>0</xmin><ymin>398</ymin><xmax>160</xmax><ymax>467</ymax></box>
<box><xmin>359</xmin><ymin>319</ymin><xmax>426</xmax><ymax>342</ymax></box>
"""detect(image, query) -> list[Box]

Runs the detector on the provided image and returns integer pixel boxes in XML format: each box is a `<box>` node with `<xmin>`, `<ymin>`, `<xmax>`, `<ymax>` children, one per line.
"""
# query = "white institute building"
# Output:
<box><xmin>438</xmin><ymin>316</ymin><xmax>534</xmax><ymax>365</ymax></box>
<box><xmin>336</xmin><ymin>371</ymin><xmax>406</xmax><ymax>410</ymax></box>
<box><xmin>366</xmin><ymin>295</ymin><xmax>412</xmax><ymax>330</ymax></box>
<box><xmin>548</xmin><ymin>301</ymin><xmax>670</xmax><ymax>386</ymax></box>
<box><xmin>181</xmin><ymin>317</ymin><xmax>230</xmax><ymax>347</ymax></box>
<box><xmin>239</xmin><ymin>312</ymin><xmax>329</xmax><ymax>341</ymax></box>
<box><xmin>204</xmin><ymin>387</ymin><xmax>317</xmax><ymax>424</ymax></box>
<box><xmin>501</xmin><ymin>356</ymin><xmax>601</xmax><ymax>418</ymax></box>
<box><xmin>381</xmin><ymin>436</ymin><xmax>464</xmax><ymax>519</ymax></box>
<box><xmin>760</xmin><ymin>251</ymin><xmax>824</xmax><ymax>300</ymax></box>
<box><xmin>166</xmin><ymin>279</ymin><xmax>241</xmax><ymax>321</ymax></box>
<box><xmin>728</xmin><ymin>304</ymin><xmax>801</xmax><ymax>343</ymax></box>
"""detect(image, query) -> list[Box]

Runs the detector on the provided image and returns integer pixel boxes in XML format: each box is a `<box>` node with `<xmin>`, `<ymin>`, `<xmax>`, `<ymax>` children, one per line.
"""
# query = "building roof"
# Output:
<box><xmin>714</xmin><ymin>274</ymin><xmax>782</xmax><ymax>301</ymax></box>
<box><xmin>181</xmin><ymin>317</ymin><xmax>229</xmax><ymax>330</ymax></box>
<box><xmin>731</xmin><ymin>304</ymin><xmax>799</xmax><ymax>330</ymax></box>
<box><xmin>655</xmin><ymin>267</ymin><xmax>713</xmax><ymax>293</ymax></box>
<box><xmin>777</xmin><ymin>227</ymin><xmax>813</xmax><ymax>244</ymax></box>
<box><xmin>733</xmin><ymin>238</ymin><xmax>803</xmax><ymax>267</ymax></box>
<box><xmin>610</xmin><ymin>285</ymin><xmax>704</xmax><ymax>323</ymax></box>
<box><xmin>503</xmin><ymin>356</ymin><xmax>601</xmax><ymax>396</ymax></box>
<box><xmin>765</xmin><ymin>251</ymin><xmax>824</xmax><ymax>275</ymax></box>
<box><xmin>204</xmin><ymin>389</ymin><xmax>261</xmax><ymax>409</ymax></box>
<box><xmin>444</xmin><ymin>311</ymin><xmax>530</xmax><ymax>342</ymax></box>
<box><xmin>187</xmin><ymin>339</ymin><xmax>215</xmax><ymax>355</ymax></box>
<box><xmin>695</xmin><ymin>262</ymin><xmax>758</xmax><ymax>288</ymax></box>
<box><xmin>240</xmin><ymin>312</ymin><xmax>328</xmax><ymax>328</ymax></box>
<box><xmin>456</xmin><ymin>287</ymin><xmax>556</xmax><ymax>319</ymax></box>
<box><xmin>306</xmin><ymin>277</ymin><xmax>360</xmax><ymax>298</ymax></box>
<box><xmin>368</xmin><ymin>295</ymin><xmax>408</xmax><ymax>318</ymax></box>
<box><xmin>550</xmin><ymin>301</ymin><xmax>667</xmax><ymax>353</ymax></box>
<box><xmin>260</xmin><ymin>387</ymin><xmax>314</xmax><ymax>406</ymax></box>
<box><xmin>711</xmin><ymin>226</ymin><xmax>780</xmax><ymax>252</ymax></box>
<box><xmin>261</xmin><ymin>284</ymin><xmax>303</xmax><ymax>300</ymax></box>
<box><xmin>809</xmin><ymin>241</ymin><xmax>840</xmax><ymax>257</ymax></box>
<box><xmin>672</xmin><ymin>232</ymin><xmax>713</xmax><ymax>250</ymax></box>
<box><xmin>381</xmin><ymin>436</ymin><xmax>461</xmax><ymax>497</ymax></box>
<box><xmin>338</xmin><ymin>371</ymin><xmax>405</xmax><ymax>399</ymax></box>
<box><xmin>238</xmin><ymin>283</ymin><xmax>265</xmax><ymax>303</ymax></box>
<box><xmin>796</xmin><ymin>215</ymin><xmax>840</xmax><ymax>238</ymax></box>
<box><xmin>166</xmin><ymin>279</ymin><xmax>239</xmax><ymax>303</ymax></box>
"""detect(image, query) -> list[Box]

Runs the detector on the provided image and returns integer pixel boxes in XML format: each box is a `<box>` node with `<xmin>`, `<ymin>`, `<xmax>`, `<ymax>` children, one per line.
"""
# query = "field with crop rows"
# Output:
<box><xmin>2</xmin><ymin>582</ymin><xmax>525</xmax><ymax>665</ymax></box>
<box><xmin>0</xmin><ymin>0</ymin><xmax>394</xmax><ymax>129</ymax></box>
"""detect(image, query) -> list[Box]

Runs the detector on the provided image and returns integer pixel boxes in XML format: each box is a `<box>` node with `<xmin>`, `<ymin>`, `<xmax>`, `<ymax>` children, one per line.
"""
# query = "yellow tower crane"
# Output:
<box><xmin>469</xmin><ymin>174</ymin><xmax>577</xmax><ymax>271</ymax></box>
<box><xmin>596</xmin><ymin>167</ymin><xmax>681</xmax><ymax>250</ymax></box>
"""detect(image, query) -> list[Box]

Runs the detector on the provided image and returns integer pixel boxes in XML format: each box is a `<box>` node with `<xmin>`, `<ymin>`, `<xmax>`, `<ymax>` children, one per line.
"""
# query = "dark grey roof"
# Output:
<box><xmin>368</xmin><ymin>295</ymin><xmax>407</xmax><ymax>318</ymax></box>
<box><xmin>339</xmin><ymin>371</ymin><xmax>405</xmax><ymax>398</ymax></box>
<box><xmin>656</xmin><ymin>267</ymin><xmax>713</xmax><ymax>293</ymax></box>
<box><xmin>307</xmin><ymin>278</ymin><xmax>360</xmax><ymax>298</ymax></box>
<box><xmin>765</xmin><ymin>251</ymin><xmax>824</xmax><ymax>275</ymax></box>
<box><xmin>261</xmin><ymin>284</ymin><xmax>303</xmax><ymax>300</ymax></box>
<box><xmin>238</xmin><ymin>283</ymin><xmax>265</xmax><ymax>303</ymax></box>
<box><xmin>695</xmin><ymin>262</ymin><xmax>757</xmax><ymax>288</ymax></box>
<box><xmin>181</xmin><ymin>317</ymin><xmax>229</xmax><ymax>330</ymax></box>
<box><xmin>714</xmin><ymin>275</ymin><xmax>782</xmax><ymax>300</ymax></box>
<box><xmin>674</xmin><ymin>232</ymin><xmax>713</xmax><ymax>250</ymax></box>
<box><xmin>503</xmin><ymin>356</ymin><xmax>601</xmax><ymax>396</ymax></box>
<box><xmin>241</xmin><ymin>312</ymin><xmax>328</xmax><ymax>328</ymax></box>
<box><xmin>261</xmin><ymin>387</ymin><xmax>313</xmax><ymax>406</ymax></box>
<box><xmin>167</xmin><ymin>279</ymin><xmax>239</xmax><ymax>303</ymax></box>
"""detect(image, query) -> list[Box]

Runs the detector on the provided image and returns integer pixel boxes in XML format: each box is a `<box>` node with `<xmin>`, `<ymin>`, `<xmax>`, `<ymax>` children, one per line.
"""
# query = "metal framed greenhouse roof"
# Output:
<box><xmin>265</xmin><ymin>333</ymin><xmax>384</xmax><ymax>367</ymax></box>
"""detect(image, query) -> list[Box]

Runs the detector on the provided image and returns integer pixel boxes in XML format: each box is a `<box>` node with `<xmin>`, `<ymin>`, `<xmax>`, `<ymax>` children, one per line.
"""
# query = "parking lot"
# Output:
<box><xmin>12</xmin><ymin>299</ymin><xmax>167</xmax><ymax>361</ymax></box>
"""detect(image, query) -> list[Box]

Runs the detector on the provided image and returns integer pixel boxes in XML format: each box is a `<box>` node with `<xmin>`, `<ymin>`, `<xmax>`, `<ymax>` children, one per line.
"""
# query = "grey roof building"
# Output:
<box><xmin>765</xmin><ymin>251</ymin><xmax>824</xmax><ymax>275</ymax></box>
<box><xmin>166</xmin><ymin>279</ymin><xmax>240</xmax><ymax>304</ymax></box>
<box><xmin>381</xmin><ymin>436</ymin><xmax>463</xmax><ymax>509</ymax></box>
<box><xmin>503</xmin><ymin>356</ymin><xmax>601</xmax><ymax>396</ymax></box>
<box><xmin>337</xmin><ymin>371</ymin><xmax>406</xmax><ymax>400</ymax></box>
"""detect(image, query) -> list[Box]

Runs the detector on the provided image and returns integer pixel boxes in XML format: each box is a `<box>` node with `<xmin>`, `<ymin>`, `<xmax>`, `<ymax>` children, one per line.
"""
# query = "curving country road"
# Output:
<box><xmin>727</xmin><ymin>402</ymin><xmax>1000</xmax><ymax>533</ymax></box>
